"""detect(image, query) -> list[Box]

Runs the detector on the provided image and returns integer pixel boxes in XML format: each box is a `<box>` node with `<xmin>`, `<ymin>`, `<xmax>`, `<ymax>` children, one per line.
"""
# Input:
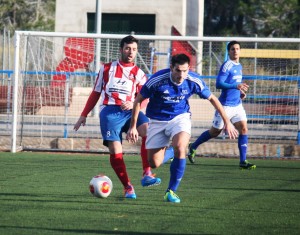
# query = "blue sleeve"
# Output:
<box><xmin>188</xmin><ymin>71</ymin><xmax>212</xmax><ymax>99</ymax></box>
<box><xmin>198</xmin><ymin>85</ymin><xmax>211</xmax><ymax>99</ymax></box>
<box><xmin>216</xmin><ymin>77</ymin><xmax>238</xmax><ymax>89</ymax></box>
<box><xmin>216</xmin><ymin>67</ymin><xmax>239</xmax><ymax>89</ymax></box>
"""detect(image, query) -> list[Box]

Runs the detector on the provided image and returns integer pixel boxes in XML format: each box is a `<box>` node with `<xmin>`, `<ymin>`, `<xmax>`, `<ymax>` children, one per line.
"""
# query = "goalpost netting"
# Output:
<box><xmin>2</xmin><ymin>31</ymin><xmax>300</xmax><ymax>157</ymax></box>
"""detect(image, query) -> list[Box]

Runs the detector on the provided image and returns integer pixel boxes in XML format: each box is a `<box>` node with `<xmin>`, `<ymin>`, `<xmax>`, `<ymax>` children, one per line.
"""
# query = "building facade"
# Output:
<box><xmin>55</xmin><ymin>0</ymin><xmax>204</xmax><ymax>36</ymax></box>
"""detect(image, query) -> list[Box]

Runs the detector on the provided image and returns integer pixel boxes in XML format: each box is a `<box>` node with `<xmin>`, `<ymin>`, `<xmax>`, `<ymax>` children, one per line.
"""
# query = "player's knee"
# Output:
<box><xmin>209</xmin><ymin>128</ymin><xmax>221</xmax><ymax>138</ymax></box>
<box><xmin>148</xmin><ymin>159</ymin><xmax>160</xmax><ymax>169</ymax></box>
<box><xmin>240</xmin><ymin>127</ymin><xmax>248</xmax><ymax>135</ymax></box>
<box><xmin>172</xmin><ymin>145</ymin><xmax>187</xmax><ymax>158</ymax></box>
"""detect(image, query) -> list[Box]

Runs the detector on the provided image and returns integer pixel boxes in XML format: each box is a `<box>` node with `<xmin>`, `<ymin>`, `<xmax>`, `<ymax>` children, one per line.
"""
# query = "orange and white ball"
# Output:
<box><xmin>89</xmin><ymin>175</ymin><xmax>113</xmax><ymax>198</ymax></box>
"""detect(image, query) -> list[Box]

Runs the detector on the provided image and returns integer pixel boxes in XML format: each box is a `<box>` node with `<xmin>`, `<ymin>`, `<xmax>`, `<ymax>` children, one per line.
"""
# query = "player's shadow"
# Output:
<box><xmin>195</xmin><ymin>163</ymin><xmax>300</xmax><ymax>170</ymax></box>
<box><xmin>0</xmin><ymin>225</ymin><xmax>211</xmax><ymax>235</ymax></box>
<box><xmin>209</xmin><ymin>186</ymin><xmax>300</xmax><ymax>193</ymax></box>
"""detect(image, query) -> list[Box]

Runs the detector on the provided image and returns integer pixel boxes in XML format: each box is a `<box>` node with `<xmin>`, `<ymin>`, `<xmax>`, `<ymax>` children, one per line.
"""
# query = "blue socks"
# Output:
<box><xmin>163</xmin><ymin>146</ymin><xmax>174</xmax><ymax>164</ymax></box>
<box><xmin>238</xmin><ymin>135</ymin><xmax>248</xmax><ymax>162</ymax></box>
<box><xmin>191</xmin><ymin>130</ymin><xmax>212</xmax><ymax>150</ymax></box>
<box><xmin>192</xmin><ymin>130</ymin><xmax>248</xmax><ymax>163</ymax></box>
<box><xmin>168</xmin><ymin>157</ymin><xmax>186</xmax><ymax>192</ymax></box>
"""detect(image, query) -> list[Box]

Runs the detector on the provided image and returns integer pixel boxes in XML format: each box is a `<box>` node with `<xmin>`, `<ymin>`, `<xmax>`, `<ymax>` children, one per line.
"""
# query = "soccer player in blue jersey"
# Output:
<box><xmin>187</xmin><ymin>41</ymin><xmax>256</xmax><ymax>170</ymax></box>
<box><xmin>127</xmin><ymin>53</ymin><xmax>238</xmax><ymax>203</ymax></box>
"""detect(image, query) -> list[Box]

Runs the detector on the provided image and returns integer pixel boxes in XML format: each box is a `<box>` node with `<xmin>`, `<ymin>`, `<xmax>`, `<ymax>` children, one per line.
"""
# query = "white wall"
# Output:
<box><xmin>55</xmin><ymin>0</ymin><xmax>187</xmax><ymax>35</ymax></box>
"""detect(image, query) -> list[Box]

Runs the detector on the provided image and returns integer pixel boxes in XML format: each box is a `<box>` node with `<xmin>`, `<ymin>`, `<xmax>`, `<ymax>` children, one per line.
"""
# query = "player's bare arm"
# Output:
<box><xmin>207</xmin><ymin>94</ymin><xmax>238</xmax><ymax>139</ymax></box>
<box><xmin>126</xmin><ymin>93</ymin><xmax>145</xmax><ymax>143</ymax></box>
<box><xmin>74</xmin><ymin>116</ymin><xmax>87</xmax><ymax>131</ymax></box>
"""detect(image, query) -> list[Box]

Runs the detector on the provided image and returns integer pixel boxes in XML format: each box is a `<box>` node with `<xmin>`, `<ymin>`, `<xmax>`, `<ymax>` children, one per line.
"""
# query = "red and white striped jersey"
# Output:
<box><xmin>94</xmin><ymin>60</ymin><xmax>147</xmax><ymax>106</ymax></box>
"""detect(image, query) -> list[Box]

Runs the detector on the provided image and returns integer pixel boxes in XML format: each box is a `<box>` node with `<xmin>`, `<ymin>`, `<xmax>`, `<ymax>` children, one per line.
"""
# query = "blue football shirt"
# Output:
<box><xmin>216</xmin><ymin>60</ymin><xmax>243</xmax><ymax>106</ymax></box>
<box><xmin>140</xmin><ymin>68</ymin><xmax>212</xmax><ymax>121</ymax></box>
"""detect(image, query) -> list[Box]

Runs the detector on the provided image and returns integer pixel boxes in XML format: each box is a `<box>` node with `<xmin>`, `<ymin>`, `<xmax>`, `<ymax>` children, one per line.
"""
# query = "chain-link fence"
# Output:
<box><xmin>1</xmin><ymin>31</ymin><xmax>300</xmax><ymax>157</ymax></box>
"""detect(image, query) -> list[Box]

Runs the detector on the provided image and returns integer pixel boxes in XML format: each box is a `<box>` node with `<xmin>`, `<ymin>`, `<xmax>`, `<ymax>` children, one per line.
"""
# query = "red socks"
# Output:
<box><xmin>110</xmin><ymin>137</ymin><xmax>152</xmax><ymax>187</ymax></box>
<box><xmin>110</xmin><ymin>153</ymin><xmax>130</xmax><ymax>187</ymax></box>
<box><xmin>141</xmin><ymin>137</ymin><xmax>151</xmax><ymax>176</ymax></box>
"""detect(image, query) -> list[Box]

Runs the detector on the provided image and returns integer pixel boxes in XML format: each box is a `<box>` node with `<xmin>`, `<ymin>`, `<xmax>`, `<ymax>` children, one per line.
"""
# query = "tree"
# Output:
<box><xmin>204</xmin><ymin>0</ymin><xmax>300</xmax><ymax>37</ymax></box>
<box><xmin>0</xmin><ymin>0</ymin><xmax>55</xmax><ymax>32</ymax></box>
<box><xmin>239</xmin><ymin>0</ymin><xmax>300</xmax><ymax>37</ymax></box>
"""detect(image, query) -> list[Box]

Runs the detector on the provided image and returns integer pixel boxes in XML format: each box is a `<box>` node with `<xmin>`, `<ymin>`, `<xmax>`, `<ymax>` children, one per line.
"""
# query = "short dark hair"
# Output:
<box><xmin>227</xmin><ymin>40</ymin><xmax>241</xmax><ymax>51</ymax></box>
<box><xmin>171</xmin><ymin>54</ymin><xmax>190</xmax><ymax>67</ymax></box>
<box><xmin>120</xmin><ymin>35</ymin><xmax>139</xmax><ymax>48</ymax></box>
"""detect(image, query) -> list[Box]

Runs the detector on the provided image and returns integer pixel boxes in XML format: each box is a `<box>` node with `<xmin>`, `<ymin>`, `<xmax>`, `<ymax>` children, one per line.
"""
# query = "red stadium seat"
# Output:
<box><xmin>51</xmin><ymin>38</ymin><xmax>95</xmax><ymax>86</ymax></box>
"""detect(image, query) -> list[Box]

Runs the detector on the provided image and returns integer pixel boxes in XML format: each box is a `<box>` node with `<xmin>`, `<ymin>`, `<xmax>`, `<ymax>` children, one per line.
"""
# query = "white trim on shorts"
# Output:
<box><xmin>146</xmin><ymin>113</ymin><xmax>191</xmax><ymax>149</ymax></box>
<box><xmin>212</xmin><ymin>103</ymin><xmax>247</xmax><ymax>129</ymax></box>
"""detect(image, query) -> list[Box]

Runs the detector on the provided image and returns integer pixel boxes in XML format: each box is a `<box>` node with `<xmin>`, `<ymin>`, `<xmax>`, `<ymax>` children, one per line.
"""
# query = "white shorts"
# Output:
<box><xmin>212</xmin><ymin>103</ymin><xmax>247</xmax><ymax>129</ymax></box>
<box><xmin>146</xmin><ymin>113</ymin><xmax>191</xmax><ymax>149</ymax></box>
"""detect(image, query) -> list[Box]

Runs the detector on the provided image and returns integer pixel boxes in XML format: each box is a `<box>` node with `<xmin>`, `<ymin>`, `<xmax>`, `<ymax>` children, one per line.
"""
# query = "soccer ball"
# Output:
<box><xmin>89</xmin><ymin>174</ymin><xmax>113</xmax><ymax>198</ymax></box>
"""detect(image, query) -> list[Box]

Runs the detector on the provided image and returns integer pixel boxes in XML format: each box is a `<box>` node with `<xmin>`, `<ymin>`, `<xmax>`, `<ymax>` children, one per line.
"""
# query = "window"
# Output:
<box><xmin>87</xmin><ymin>13</ymin><xmax>155</xmax><ymax>35</ymax></box>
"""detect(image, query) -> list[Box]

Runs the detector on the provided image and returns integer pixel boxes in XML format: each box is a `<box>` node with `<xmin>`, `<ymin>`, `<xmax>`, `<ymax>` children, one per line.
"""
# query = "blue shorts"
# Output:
<box><xmin>99</xmin><ymin>105</ymin><xmax>149</xmax><ymax>147</ymax></box>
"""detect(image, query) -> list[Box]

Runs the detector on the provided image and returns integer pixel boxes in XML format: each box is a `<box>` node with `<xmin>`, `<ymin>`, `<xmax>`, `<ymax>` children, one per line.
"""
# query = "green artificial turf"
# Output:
<box><xmin>0</xmin><ymin>152</ymin><xmax>299</xmax><ymax>235</ymax></box>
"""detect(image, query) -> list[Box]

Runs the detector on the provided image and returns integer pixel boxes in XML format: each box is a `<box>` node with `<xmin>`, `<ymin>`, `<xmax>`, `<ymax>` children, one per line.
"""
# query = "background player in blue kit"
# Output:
<box><xmin>127</xmin><ymin>53</ymin><xmax>238</xmax><ymax>203</ymax></box>
<box><xmin>188</xmin><ymin>41</ymin><xmax>256</xmax><ymax>170</ymax></box>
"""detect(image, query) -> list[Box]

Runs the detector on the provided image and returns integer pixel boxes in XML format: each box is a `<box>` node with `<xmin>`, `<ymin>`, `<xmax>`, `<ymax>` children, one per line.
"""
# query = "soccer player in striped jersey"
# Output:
<box><xmin>74</xmin><ymin>35</ymin><xmax>169</xmax><ymax>199</ymax></box>
<box><xmin>188</xmin><ymin>41</ymin><xmax>256</xmax><ymax>170</ymax></box>
<box><xmin>127</xmin><ymin>53</ymin><xmax>238</xmax><ymax>203</ymax></box>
